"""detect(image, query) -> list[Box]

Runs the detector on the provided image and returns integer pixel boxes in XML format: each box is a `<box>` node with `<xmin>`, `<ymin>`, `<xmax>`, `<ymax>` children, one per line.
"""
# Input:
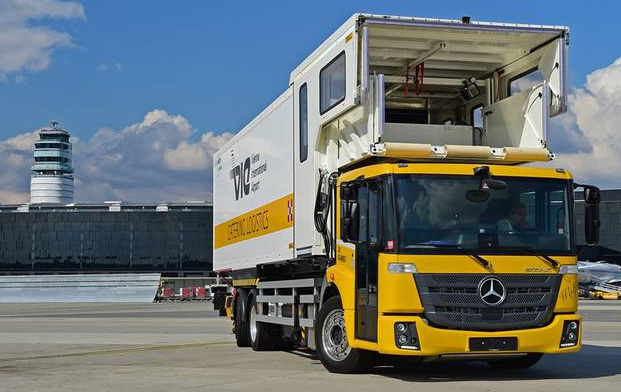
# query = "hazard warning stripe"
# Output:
<box><xmin>214</xmin><ymin>193</ymin><xmax>294</xmax><ymax>249</ymax></box>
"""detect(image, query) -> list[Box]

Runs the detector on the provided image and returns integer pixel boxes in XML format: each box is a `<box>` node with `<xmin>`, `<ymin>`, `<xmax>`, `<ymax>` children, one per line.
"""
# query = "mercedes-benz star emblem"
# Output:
<box><xmin>478</xmin><ymin>277</ymin><xmax>506</xmax><ymax>307</ymax></box>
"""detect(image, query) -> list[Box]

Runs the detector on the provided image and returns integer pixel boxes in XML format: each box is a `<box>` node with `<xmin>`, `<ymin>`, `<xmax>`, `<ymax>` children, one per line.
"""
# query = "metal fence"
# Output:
<box><xmin>0</xmin><ymin>274</ymin><xmax>161</xmax><ymax>303</ymax></box>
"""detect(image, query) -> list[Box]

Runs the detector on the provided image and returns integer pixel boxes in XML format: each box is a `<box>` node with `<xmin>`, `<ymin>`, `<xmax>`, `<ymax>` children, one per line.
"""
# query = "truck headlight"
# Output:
<box><xmin>560</xmin><ymin>320</ymin><xmax>580</xmax><ymax>348</ymax></box>
<box><xmin>394</xmin><ymin>322</ymin><xmax>420</xmax><ymax>350</ymax></box>
<box><xmin>388</xmin><ymin>263</ymin><xmax>417</xmax><ymax>274</ymax></box>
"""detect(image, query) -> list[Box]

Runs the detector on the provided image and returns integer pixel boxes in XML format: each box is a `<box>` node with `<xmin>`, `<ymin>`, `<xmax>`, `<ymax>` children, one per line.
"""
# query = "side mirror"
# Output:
<box><xmin>584</xmin><ymin>186</ymin><xmax>600</xmax><ymax>205</ymax></box>
<box><xmin>583</xmin><ymin>185</ymin><xmax>600</xmax><ymax>245</ymax></box>
<box><xmin>585</xmin><ymin>205</ymin><xmax>600</xmax><ymax>245</ymax></box>
<box><xmin>341</xmin><ymin>201</ymin><xmax>360</xmax><ymax>243</ymax></box>
<box><xmin>576</xmin><ymin>184</ymin><xmax>600</xmax><ymax>245</ymax></box>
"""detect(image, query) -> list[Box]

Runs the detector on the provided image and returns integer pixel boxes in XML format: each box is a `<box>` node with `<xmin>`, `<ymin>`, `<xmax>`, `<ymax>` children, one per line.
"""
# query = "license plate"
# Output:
<box><xmin>469</xmin><ymin>337</ymin><xmax>518</xmax><ymax>351</ymax></box>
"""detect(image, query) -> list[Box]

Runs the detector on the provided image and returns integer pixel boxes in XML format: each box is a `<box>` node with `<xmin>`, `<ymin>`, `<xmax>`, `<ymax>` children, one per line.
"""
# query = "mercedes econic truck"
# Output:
<box><xmin>213</xmin><ymin>14</ymin><xmax>601</xmax><ymax>373</ymax></box>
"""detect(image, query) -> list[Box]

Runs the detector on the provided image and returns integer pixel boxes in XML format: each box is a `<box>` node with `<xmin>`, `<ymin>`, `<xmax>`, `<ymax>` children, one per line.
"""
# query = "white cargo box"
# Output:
<box><xmin>213</xmin><ymin>89</ymin><xmax>294</xmax><ymax>271</ymax></box>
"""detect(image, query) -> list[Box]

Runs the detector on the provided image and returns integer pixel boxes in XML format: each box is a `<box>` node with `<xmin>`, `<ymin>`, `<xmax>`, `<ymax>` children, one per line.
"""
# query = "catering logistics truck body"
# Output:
<box><xmin>213</xmin><ymin>14</ymin><xmax>601</xmax><ymax>373</ymax></box>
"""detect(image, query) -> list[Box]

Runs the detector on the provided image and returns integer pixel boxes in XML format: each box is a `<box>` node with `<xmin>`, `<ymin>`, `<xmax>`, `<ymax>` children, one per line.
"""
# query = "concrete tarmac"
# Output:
<box><xmin>0</xmin><ymin>301</ymin><xmax>620</xmax><ymax>392</ymax></box>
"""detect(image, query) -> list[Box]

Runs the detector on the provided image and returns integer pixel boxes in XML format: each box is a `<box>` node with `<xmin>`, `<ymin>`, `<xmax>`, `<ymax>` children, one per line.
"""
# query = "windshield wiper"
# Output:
<box><xmin>500</xmin><ymin>246</ymin><xmax>560</xmax><ymax>269</ymax></box>
<box><xmin>420</xmin><ymin>243</ymin><xmax>493</xmax><ymax>271</ymax></box>
<box><xmin>468</xmin><ymin>252</ymin><xmax>494</xmax><ymax>271</ymax></box>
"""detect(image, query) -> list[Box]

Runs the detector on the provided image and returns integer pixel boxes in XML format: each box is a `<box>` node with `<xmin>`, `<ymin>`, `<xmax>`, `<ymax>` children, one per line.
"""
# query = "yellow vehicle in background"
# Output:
<box><xmin>213</xmin><ymin>14</ymin><xmax>601</xmax><ymax>373</ymax></box>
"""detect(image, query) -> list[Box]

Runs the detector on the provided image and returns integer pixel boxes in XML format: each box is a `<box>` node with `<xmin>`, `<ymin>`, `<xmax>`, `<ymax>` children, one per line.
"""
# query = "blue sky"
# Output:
<box><xmin>1</xmin><ymin>0</ymin><xmax>619</xmax><ymax>138</ymax></box>
<box><xmin>1</xmin><ymin>0</ymin><xmax>621</xmax><ymax>202</ymax></box>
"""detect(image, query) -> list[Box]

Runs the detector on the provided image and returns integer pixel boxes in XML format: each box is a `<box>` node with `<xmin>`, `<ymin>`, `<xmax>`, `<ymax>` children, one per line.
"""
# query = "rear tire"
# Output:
<box><xmin>234</xmin><ymin>289</ymin><xmax>251</xmax><ymax>347</ymax></box>
<box><xmin>248</xmin><ymin>290</ymin><xmax>279</xmax><ymax>351</ymax></box>
<box><xmin>315</xmin><ymin>295</ymin><xmax>373</xmax><ymax>373</ymax></box>
<box><xmin>487</xmin><ymin>353</ymin><xmax>543</xmax><ymax>369</ymax></box>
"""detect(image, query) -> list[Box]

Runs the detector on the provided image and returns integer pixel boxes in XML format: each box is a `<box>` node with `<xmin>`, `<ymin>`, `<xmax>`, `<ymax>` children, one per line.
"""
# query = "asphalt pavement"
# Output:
<box><xmin>0</xmin><ymin>300</ymin><xmax>620</xmax><ymax>392</ymax></box>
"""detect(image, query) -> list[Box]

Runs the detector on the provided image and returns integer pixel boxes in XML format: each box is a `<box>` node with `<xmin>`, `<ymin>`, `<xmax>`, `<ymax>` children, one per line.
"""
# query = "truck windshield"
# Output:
<box><xmin>394</xmin><ymin>175</ymin><xmax>573</xmax><ymax>254</ymax></box>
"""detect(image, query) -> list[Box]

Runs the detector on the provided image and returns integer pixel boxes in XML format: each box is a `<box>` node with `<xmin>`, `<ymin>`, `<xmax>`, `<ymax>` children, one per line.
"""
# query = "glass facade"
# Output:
<box><xmin>0</xmin><ymin>204</ymin><xmax>212</xmax><ymax>276</ymax></box>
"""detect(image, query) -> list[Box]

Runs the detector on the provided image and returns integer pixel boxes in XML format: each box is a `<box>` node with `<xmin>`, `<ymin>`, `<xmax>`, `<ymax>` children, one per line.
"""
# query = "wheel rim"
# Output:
<box><xmin>321</xmin><ymin>308</ymin><xmax>351</xmax><ymax>362</ymax></box>
<box><xmin>249</xmin><ymin>301</ymin><xmax>258</xmax><ymax>343</ymax></box>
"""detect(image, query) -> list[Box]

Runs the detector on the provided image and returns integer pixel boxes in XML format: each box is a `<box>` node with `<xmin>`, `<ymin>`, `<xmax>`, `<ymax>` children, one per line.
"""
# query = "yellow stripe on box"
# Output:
<box><xmin>214</xmin><ymin>194</ymin><xmax>294</xmax><ymax>249</ymax></box>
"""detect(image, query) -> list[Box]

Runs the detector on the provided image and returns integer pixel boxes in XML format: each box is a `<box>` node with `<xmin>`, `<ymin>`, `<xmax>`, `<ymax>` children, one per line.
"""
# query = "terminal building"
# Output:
<box><xmin>0</xmin><ymin>202</ymin><xmax>212</xmax><ymax>276</ymax></box>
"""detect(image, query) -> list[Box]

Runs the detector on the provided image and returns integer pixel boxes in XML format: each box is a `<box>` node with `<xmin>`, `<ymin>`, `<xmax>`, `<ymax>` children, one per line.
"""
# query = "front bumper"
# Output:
<box><xmin>376</xmin><ymin>313</ymin><xmax>581</xmax><ymax>356</ymax></box>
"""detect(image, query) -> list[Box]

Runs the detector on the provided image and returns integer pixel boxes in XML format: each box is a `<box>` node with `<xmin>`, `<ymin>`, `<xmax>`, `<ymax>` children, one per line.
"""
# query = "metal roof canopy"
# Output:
<box><xmin>290</xmin><ymin>14</ymin><xmax>567</xmax><ymax>90</ymax></box>
<box><xmin>366</xmin><ymin>17</ymin><xmax>565</xmax><ymax>99</ymax></box>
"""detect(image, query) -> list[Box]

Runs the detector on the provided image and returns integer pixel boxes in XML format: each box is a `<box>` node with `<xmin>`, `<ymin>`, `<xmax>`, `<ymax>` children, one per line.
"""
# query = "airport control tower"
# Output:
<box><xmin>30</xmin><ymin>121</ymin><xmax>74</xmax><ymax>204</ymax></box>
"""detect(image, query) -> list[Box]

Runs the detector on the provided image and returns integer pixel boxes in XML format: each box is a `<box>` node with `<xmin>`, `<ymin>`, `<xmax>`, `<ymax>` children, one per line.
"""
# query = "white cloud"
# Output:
<box><xmin>0</xmin><ymin>131</ymin><xmax>38</xmax><ymax>204</ymax></box>
<box><xmin>550</xmin><ymin>56</ymin><xmax>621</xmax><ymax>189</ymax></box>
<box><xmin>3</xmin><ymin>130</ymin><xmax>39</xmax><ymax>150</ymax></box>
<box><xmin>0</xmin><ymin>110</ymin><xmax>233</xmax><ymax>204</ymax></box>
<box><xmin>75</xmin><ymin>110</ymin><xmax>233</xmax><ymax>202</ymax></box>
<box><xmin>0</xmin><ymin>190</ymin><xmax>30</xmax><ymax>204</ymax></box>
<box><xmin>0</xmin><ymin>0</ymin><xmax>85</xmax><ymax>80</ymax></box>
<box><xmin>164</xmin><ymin>132</ymin><xmax>232</xmax><ymax>171</ymax></box>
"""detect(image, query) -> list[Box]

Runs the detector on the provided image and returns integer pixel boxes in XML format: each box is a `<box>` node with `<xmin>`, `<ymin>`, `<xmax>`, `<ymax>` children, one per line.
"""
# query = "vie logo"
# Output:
<box><xmin>231</xmin><ymin>157</ymin><xmax>251</xmax><ymax>201</ymax></box>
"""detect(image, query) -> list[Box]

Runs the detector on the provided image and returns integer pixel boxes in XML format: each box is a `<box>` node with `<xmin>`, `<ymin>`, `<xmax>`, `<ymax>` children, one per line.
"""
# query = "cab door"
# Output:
<box><xmin>355</xmin><ymin>180</ymin><xmax>380</xmax><ymax>342</ymax></box>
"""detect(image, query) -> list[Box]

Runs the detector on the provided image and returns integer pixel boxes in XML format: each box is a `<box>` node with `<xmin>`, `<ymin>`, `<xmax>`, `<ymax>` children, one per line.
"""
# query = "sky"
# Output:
<box><xmin>1</xmin><ymin>0</ymin><xmax>621</xmax><ymax>203</ymax></box>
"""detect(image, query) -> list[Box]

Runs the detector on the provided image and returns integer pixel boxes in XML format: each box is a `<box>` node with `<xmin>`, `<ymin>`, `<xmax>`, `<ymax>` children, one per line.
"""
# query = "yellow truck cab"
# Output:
<box><xmin>212</xmin><ymin>14</ymin><xmax>601</xmax><ymax>373</ymax></box>
<box><xmin>331</xmin><ymin>163</ymin><xmax>581</xmax><ymax>368</ymax></box>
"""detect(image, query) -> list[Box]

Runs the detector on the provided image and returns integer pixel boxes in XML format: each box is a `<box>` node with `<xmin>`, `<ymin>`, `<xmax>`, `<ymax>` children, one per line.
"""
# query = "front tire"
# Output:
<box><xmin>315</xmin><ymin>296</ymin><xmax>373</xmax><ymax>373</ymax></box>
<box><xmin>487</xmin><ymin>353</ymin><xmax>543</xmax><ymax>369</ymax></box>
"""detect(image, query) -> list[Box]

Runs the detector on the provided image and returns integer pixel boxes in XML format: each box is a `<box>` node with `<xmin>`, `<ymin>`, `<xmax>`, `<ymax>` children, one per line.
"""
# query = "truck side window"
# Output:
<box><xmin>382</xmin><ymin>177</ymin><xmax>395</xmax><ymax>245</ymax></box>
<box><xmin>320</xmin><ymin>51</ymin><xmax>346</xmax><ymax>114</ymax></box>
<box><xmin>299</xmin><ymin>83</ymin><xmax>308</xmax><ymax>162</ymax></box>
<box><xmin>471</xmin><ymin>104</ymin><xmax>483</xmax><ymax>128</ymax></box>
<box><xmin>358</xmin><ymin>185</ymin><xmax>368</xmax><ymax>243</ymax></box>
<box><xmin>368</xmin><ymin>182</ymin><xmax>380</xmax><ymax>245</ymax></box>
<box><xmin>508</xmin><ymin>68</ymin><xmax>545</xmax><ymax>96</ymax></box>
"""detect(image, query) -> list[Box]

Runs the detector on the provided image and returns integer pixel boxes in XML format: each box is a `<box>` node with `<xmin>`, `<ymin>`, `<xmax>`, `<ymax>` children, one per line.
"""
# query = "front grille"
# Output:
<box><xmin>414</xmin><ymin>274</ymin><xmax>561</xmax><ymax>331</ymax></box>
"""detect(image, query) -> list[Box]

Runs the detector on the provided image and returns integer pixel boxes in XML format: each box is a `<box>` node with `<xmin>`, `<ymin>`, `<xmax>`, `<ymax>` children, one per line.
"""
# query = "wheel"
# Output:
<box><xmin>315</xmin><ymin>296</ymin><xmax>373</xmax><ymax>373</ymax></box>
<box><xmin>248</xmin><ymin>290</ymin><xmax>279</xmax><ymax>351</ymax></box>
<box><xmin>487</xmin><ymin>353</ymin><xmax>543</xmax><ymax>369</ymax></box>
<box><xmin>234</xmin><ymin>289</ymin><xmax>251</xmax><ymax>347</ymax></box>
